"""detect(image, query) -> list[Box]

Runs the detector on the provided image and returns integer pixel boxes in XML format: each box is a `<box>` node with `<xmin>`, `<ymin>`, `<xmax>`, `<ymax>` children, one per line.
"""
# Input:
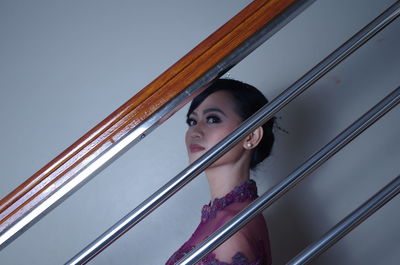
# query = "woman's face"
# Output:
<box><xmin>185</xmin><ymin>90</ymin><xmax>246</xmax><ymax>166</ymax></box>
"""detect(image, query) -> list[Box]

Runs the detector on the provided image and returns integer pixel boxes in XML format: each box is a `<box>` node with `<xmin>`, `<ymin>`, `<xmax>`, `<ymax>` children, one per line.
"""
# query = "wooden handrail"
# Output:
<box><xmin>0</xmin><ymin>0</ymin><xmax>300</xmax><ymax>244</ymax></box>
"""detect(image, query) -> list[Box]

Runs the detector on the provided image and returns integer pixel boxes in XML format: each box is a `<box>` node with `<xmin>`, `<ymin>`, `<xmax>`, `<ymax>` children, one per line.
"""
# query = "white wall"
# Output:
<box><xmin>0</xmin><ymin>0</ymin><xmax>399</xmax><ymax>264</ymax></box>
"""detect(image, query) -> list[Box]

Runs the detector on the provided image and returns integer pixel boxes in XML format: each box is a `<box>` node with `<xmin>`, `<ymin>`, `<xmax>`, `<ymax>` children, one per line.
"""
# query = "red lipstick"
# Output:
<box><xmin>189</xmin><ymin>144</ymin><xmax>205</xmax><ymax>153</ymax></box>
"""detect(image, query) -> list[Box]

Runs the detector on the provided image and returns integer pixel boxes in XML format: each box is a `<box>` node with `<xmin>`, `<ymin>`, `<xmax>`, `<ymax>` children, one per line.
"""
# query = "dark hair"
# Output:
<box><xmin>187</xmin><ymin>78</ymin><xmax>275</xmax><ymax>169</ymax></box>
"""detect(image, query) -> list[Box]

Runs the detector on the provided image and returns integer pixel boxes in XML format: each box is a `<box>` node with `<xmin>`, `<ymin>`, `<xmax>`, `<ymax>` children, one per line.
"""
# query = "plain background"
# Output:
<box><xmin>0</xmin><ymin>0</ymin><xmax>399</xmax><ymax>264</ymax></box>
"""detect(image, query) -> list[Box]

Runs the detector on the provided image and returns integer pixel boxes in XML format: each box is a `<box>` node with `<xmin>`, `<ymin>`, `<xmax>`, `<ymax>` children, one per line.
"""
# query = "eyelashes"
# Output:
<box><xmin>186</xmin><ymin>118</ymin><xmax>196</xmax><ymax>127</ymax></box>
<box><xmin>206</xmin><ymin>115</ymin><xmax>221</xmax><ymax>124</ymax></box>
<box><xmin>186</xmin><ymin>115</ymin><xmax>222</xmax><ymax>127</ymax></box>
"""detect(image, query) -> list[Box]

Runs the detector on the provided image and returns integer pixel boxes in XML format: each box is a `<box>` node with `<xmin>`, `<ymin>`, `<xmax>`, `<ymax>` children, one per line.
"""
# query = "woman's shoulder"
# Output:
<box><xmin>216</xmin><ymin>201</ymin><xmax>266</xmax><ymax>227</ymax></box>
<box><xmin>213</xmin><ymin>209</ymin><xmax>269</xmax><ymax>246</ymax></box>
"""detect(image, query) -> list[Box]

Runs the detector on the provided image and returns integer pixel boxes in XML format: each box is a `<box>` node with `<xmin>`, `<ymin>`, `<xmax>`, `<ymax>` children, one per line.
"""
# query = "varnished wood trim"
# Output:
<box><xmin>0</xmin><ymin>0</ymin><xmax>298</xmax><ymax>234</ymax></box>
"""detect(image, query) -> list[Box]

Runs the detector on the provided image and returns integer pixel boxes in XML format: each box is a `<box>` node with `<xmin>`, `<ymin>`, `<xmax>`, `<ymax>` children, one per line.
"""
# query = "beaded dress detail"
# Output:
<box><xmin>166</xmin><ymin>180</ymin><xmax>271</xmax><ymax>265</ymax></box>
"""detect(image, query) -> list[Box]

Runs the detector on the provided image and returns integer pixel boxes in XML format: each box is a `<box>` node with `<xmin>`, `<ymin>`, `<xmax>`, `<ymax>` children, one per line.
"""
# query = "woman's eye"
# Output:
<box><xmin>206</xmin><ymin>116</ymin><xmax>221</xmax><ymax>124</ymax></box>
<box><xmin>186</xmin><ymin>118</ymin><xmax>197</xmax><ymax>127</ymax></box>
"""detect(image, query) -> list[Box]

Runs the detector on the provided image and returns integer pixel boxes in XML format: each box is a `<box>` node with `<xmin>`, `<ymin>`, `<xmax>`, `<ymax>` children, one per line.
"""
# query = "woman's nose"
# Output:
<box><xmin>189</xmin><ymin>123</ymin><xmax>203</xmax><ymax>138</ymax></box>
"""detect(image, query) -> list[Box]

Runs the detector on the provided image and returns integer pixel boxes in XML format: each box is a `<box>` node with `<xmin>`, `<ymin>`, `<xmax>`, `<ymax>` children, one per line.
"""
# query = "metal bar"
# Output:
<box><xmin>176</xmin><ymin>86</ymin><xmax>400</xmax><ymax>265</ymax></box>
<box><xmin>0</xmin><ymin>0</ymin><xmax>315</xmax><ymax>250</ymax></box>
<box><xmin>66</xmin><ymin>2</ymin><xmax>400</xmax><ymax>264</ymax></box>
<box><xmin>287</xmin><ymin>175</ymin><xmax>400</xmax><ymax>265</ymax></box>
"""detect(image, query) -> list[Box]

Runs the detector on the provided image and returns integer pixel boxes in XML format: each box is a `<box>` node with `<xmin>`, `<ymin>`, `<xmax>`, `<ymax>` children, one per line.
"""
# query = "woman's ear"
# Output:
<box><xmin>243</xmin><ymin>126</ymin><xmax>263</xmax><ymax>150</ymax></box>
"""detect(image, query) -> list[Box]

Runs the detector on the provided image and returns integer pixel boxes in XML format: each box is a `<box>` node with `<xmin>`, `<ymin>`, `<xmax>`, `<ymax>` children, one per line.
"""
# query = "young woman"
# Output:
<box><xmin>166</xmin><ymin>79</ymin><xmax>275</xmax><ymax>265</ymax></box>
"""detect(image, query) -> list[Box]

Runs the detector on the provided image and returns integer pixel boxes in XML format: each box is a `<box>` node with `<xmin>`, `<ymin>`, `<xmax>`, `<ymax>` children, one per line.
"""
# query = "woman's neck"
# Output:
<box><xmin>205</xmin><ymin>163</ymin><xmax>250</xmax><ymax>200</ymax></box>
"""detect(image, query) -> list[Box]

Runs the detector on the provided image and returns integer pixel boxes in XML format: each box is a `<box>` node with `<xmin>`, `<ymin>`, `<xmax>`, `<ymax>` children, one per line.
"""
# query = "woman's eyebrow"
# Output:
<box><xmin>203</xmin><ymin>108</ymin><xmax>227</xmax><ymax>116</ymax></box>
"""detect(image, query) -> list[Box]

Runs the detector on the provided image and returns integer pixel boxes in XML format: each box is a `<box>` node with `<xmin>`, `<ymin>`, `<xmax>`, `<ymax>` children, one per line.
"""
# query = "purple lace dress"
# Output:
<box><xmin>166</xmin><ymin>180</ymin><xmax>272</xmax><ymax>265</ymax></box>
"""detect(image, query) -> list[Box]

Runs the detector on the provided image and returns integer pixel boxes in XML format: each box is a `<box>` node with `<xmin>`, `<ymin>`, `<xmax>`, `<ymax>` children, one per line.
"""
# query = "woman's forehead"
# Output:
<box><xmin>195</xmin><ymin>91</ymin><xmax>235</xmax><ymax>110</ymax></box>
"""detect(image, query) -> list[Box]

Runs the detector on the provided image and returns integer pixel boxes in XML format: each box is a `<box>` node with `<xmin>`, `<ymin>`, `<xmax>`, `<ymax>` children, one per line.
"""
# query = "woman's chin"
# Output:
<box><xmin>188</xmin><ymin>152</ymin><xmax>203</xmax><ymax>164</ymax></box>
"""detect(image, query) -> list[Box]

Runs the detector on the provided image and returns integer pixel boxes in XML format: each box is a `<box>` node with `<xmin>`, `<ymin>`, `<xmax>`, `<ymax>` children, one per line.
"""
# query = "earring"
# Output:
<box><xmin>246</xmin><ymin>143</ymin><xmax>252</xmax><ymax>148</ymax></box>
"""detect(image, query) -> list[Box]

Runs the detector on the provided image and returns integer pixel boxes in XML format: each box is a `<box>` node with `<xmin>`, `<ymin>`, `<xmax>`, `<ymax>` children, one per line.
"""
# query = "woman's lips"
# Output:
<box><xmin>189</xmin><ymin>144</ymin><xmax>205</xmax><ymax>153</ymax></box>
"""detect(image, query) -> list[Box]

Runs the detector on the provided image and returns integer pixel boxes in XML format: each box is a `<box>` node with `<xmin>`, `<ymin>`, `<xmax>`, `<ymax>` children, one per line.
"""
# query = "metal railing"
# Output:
<box><xmin>0</xmin><ymin>1</ymin><xmax>398</xmax><ymax>265</ymax></box>
<box><xmin>66</xmin><ymin>2</ymin><xmax>400</xmax><ymax>264</ymax></box>
<box><xmin>0</xmin><ymin>0</ymin><xmax>314</xmax><ymax>249</ymax></box>
<box><xmin>288</xmin><ymin>174</ymin><xmax>400</xmax><ymax>265</ymax></box>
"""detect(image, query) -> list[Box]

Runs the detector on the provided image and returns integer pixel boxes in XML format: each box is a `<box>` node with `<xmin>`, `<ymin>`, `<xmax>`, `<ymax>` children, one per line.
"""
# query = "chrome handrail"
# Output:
<box><xmin>66</xmin><ymin>1</ymin><xmax>400</xmax><ymax>264</ymax></box>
